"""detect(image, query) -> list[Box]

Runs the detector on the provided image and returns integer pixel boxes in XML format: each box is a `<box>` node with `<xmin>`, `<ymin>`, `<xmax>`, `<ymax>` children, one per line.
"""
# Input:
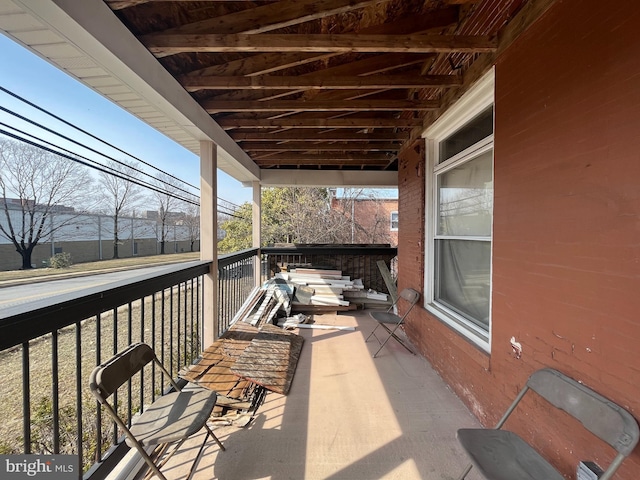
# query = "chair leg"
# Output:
<box><xmin>205</xmin><ymin>423</ymin><xmax>226</xmax><ymax>452</ymax></box>
<box><xmin>186</xmin><ymin>431</ymin><xmax>211</xmax><ymax>480</ymax></box>
<box><xmin>457</xmin><ymin>463</ymin><xmax>473</xmax><ymax>480</ymax></box>
<box><xmin>365</xmin><ymin>323</ymin><xmax>381</xmax><ymax>342</ymax></box>
<box><xmin>373</xmin><ymin>324</ymin><xmax>414</xmax><ymax>358</ymax></box>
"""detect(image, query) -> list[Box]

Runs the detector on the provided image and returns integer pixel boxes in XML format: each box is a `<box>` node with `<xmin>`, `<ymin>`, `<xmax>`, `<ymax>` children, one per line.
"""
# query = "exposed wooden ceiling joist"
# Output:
<box><xmin>253</xmin><ymin>153</ymin><xmax>392</xmax><ymax>164</ymax></box>
<box><xmin>230</xmin><ymin>131</ymin><xmax>409</xmax><ymax>141</ymax></box>
<box><xmin>216</xmin><ymin>117</ymin><xmax>422</xmax><ymax>129</ymax></box>
<box><xmin>144</xmin><ymin>34</ymin><xmax>498</xmax><ymax>55</ymax></box>
<box><xmin>181</xmin><ymin>74</ymin><xmax>462</xmax><ymax>91</ymax></box>
<box><xmin>242</xmin><ymin>142</ymin><xmax>400</xmax><ymax>151</ymax></box>
<box><xmin>95</xmin><ymin>0</ymin><xmax>535</xmax><ymax>173</ymax></box>
<box><xmin>205</xmin><ymin>99</ymin><xmax>439</xmax><ymax>112</ymax></box>
<box><xmin>158</xmin><ymin>0</ymin><xmax>390</xmax><ymax>35</ymax></box>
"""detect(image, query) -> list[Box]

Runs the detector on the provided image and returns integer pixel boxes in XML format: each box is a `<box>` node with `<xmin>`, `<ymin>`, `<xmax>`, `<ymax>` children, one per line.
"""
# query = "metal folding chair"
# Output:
<box><xmin>457</xmin><ymin>368</ymin><xmax>640</xmax><ymax>480</ymax></box>
<box><xmin>89</xmin><ymin>343</ymin><xmax>225</xmax><ymax>480</ymax></box>
<box><xmin>365</xmin><ymin>287</ymin><xmax>420</xmax><ymax>358</ymax></box>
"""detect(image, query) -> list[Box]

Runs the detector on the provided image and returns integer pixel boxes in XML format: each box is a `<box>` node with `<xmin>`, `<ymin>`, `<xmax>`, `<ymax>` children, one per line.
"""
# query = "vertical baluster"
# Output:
<box><xmin>182</xmin><ymin>280</ymin><xmax>187</xmax><ymax>366</ymax></box>
<box><xmin>140</xmin><ymin>297</ymin><xmax>145</xmax><ymax>411</ymax></box>
<box><xmin>95</xmin><ymin>313</ymin><xmax>102</xmax><ymax>463</ymax></box>
<box><xmin>161</xmin><ymin>290</ymin><xmax>165</xmax><ymax>375</ymax></box>
<box><xmin>112</xmin><ymin>308</ymin><xmax>118</xmax><ymax>444</ymax></box>
<box><xmin>190</xmin><ymin>277</ymin><xmax>195</xmax><ymax>363</ymax></box>
<box><xmin>152</xmin><ymin>293</ymin><xmax>157</xmax><ymax>403</ymax></box>
<box><xmin>196</xmin><ymin>275</ymin><xmax>201</xmax><ymax>353</ymax></box>
<box><xmin>177</xmin><ymin>283</ymin><xmax>181</xmax><ymax>371</ymax></box>
<box><xmin>169</xmin><ymin>286</ymin><xmax>174</xmax><ymax>377</ymax></box>
<box><xmin>22</xmin><ymin>342</ymin><xmax>31</xmax><ymax>454</ymax></box>
<box><xmin>52</xmin><ymin>330</ymin><xmax>60</xmax><ymax>454</ymax></box>
<box><xmin>75</xmin><ymin>321</ymin><xmax>83</xmax><ymax>476</ymax></box>
<box><xmin>127</xmin><ymin>303</ymin><xmax>132</xmax><ymax>426</ymax></box>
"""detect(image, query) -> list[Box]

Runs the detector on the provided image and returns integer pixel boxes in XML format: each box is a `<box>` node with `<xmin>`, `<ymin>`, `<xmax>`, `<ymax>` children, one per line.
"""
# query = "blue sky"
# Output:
<box><xmin>0</xmin><ymin>34</ymin><xmax>252</xmax><ymax>205</ymax></box>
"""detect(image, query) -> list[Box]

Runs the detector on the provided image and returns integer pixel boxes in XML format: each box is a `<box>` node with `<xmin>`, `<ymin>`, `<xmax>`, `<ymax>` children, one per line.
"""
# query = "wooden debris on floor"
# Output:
<box><xmin>180</xmin><ymin>322</ymin><xmax>260</xmax><ymax>407</ymax></box>
<box><xmin>231</xmin><ymin>279</ymin><xmax>293</xmax><ymax>328</ymax></box>
<box><xmin>230</xmin><ymin>324</ymin><xmax>304</xmax><ymax>396</ymax></box>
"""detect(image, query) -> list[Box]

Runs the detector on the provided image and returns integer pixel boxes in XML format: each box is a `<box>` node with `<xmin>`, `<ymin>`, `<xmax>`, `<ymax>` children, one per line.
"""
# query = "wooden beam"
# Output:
<box><xmin>183</xmin><ymin>53</ymin><xmax>335</xmax><ymax>78</ymax></box>
<box><xmin>144</xmin><ymin>34</ymin><xmax>498</xmax><ymax>55</ymax></box>
<box><xmin>205</xmin><ymin>99</ymin><xmax>439</xmax><ymax>113</ymax></box>
<box><xmin>242</xmin><ymin>142</ymin><xmax>401</xmax><ymax>151</ymax></box>
<box><xmin>181</xmin><ymin>74</ymin><xmax>461</xmax><ymax>91</ymax></box>
<box><xmin>217</xmin><ymin>117</ymin><xmax>421</xmax><ymax>128</ymax></box>
<box><xmin>159</xmin><ymin>0</ymin><xmax>389</xmax><ymax>35</ymax></box>
<box><xmin>180</xmin><ymin>2</ymin><xmax>454</xmax><ymax>79</ymax></box>
<box><xmin>254</xmin><ymin>155</ymin><xmax>391</xmax><ymax>166</ymax></box>
<box><xmin>230</xmin><ymin>131</ymin><xmax>409</xmax><ymax>141</ymax></box>
<box><xmin>106</xmin><ymin>0</ymin><xmax>279</xmax><ymax>8</ymax></box>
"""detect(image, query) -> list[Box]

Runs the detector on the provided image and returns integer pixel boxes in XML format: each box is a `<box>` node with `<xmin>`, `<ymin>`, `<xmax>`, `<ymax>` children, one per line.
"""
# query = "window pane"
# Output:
<box><xmin>437</xmin><ymin>150</ymin><xmax>493</xmax><ymax>236</ymax></box>
<box><xmin>439</xmin><ymin>106</ymin><xmax>493</xmax><ymax>162</ymax></box>
<box><xmin>390</xmin><ymin>211</ymin><xmax>398</xmax><ymax>230</ymax></box>
<box><xmin>435</xmin><ymin>239</ymin><xmax>491</xmax><ymax>329</ymax></box>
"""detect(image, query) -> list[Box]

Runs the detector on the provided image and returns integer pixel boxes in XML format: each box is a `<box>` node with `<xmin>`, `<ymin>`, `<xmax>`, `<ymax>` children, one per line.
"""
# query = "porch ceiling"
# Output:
<box><xmin>0</xmin><ymin>0</ymin><xmax>553</xmax><ymax>186</ymax></box>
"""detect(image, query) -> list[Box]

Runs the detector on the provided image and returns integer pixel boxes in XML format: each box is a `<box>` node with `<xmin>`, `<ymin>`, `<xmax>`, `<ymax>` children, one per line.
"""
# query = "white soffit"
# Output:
<box><xmin>0</xmin><ymin>0</ymin><xmax>260</xmax><ymax>183</ymax></box>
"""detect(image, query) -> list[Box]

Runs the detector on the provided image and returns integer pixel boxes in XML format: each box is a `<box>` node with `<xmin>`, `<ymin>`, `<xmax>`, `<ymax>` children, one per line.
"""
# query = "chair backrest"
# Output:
<box><xmin>393</xmin><ymin>288</ymin><xmax>420</xmax><ymax>318</ymax></box>
<box><xmin>527</xmin><ymin>368</ymin><xmax>639</xmax><ymax>457</ymax></box>
<box><xmin>90</xmin><ymin>343</ymin><xmax>156</xmax><ymax>403</ymax></box>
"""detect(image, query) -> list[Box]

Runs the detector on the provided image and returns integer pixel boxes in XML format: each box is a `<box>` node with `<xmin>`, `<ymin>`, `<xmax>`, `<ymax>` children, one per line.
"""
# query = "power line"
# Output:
<box><xmin>0</xmin><ymin>122</ymin><xmax>195</xmax><ymax>203</ymax></box>
<box><xmin>0</xmin><ymin>105</ymin><xmax>199</xmax><ymax>202</ymax></box>
<box><xmin>0</xmin><ymin>128</ymin><xmax>200</xmax><ymax>207</ymax></box>
<box><xmin>0</xmin><ymin>85</ymin><xmax>199</xmax><ymax>191</ymax></box>
<box><xmin>0</xmin><ymin>129</ymin><xmax>248</xmax><ymax>220</ymax></box>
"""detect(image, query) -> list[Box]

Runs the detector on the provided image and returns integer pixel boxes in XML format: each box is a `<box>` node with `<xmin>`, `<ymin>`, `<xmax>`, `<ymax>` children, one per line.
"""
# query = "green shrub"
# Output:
<box><xmin>49</xmin><ymin>252</ymin><xmax>72</xmax><ymax>269</ymax></box>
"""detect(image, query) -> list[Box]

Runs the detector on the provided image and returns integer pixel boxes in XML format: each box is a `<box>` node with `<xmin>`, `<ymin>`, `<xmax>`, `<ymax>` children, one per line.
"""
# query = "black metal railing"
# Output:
<box><xmin>0</xmin><ymin>246</ymin><xmax>390</xmax><ymax>479</ymax></box>
<box><xmin>0</xmin><ymin>261</ymin><xmax>210</xmax><ymax>479</ymax></box>
<box><xmin>217</xmin><ymin>248</ymin><xmax>262</xmax><ymax>336</ymax></box>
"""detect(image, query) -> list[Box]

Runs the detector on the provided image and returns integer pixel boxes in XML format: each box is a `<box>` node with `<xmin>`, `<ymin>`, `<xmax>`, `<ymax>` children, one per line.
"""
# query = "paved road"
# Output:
<box><xmin>0</xmin><ymin>263</ymin><xmax>199</xmax><ymax>313</ymax></box>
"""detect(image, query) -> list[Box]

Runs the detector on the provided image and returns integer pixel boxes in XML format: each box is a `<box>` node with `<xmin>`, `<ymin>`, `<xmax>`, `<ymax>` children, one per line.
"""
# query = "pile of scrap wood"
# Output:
<box><xmin>275</xmin><ymin>267</ymin><xmax>388</xmax><ymax>310</ymax></box>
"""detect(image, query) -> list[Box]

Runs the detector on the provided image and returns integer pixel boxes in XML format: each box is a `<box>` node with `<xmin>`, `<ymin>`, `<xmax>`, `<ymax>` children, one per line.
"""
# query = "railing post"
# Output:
<box><xmin>200</xmin><ymin>140</ymin><xmax>218</xmax><ymax>348</ymax></box>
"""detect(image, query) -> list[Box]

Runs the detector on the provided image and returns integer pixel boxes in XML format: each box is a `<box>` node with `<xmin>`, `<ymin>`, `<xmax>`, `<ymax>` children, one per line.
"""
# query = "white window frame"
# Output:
<box><xmin>422</xmin><ymin>69</ymin><xmax>494</xmax><ymax>352</ymax></box>
<box><xmin>390</xmin><ymin>211</ymin><xmax>398</xmax><ymax>231</ymax></box>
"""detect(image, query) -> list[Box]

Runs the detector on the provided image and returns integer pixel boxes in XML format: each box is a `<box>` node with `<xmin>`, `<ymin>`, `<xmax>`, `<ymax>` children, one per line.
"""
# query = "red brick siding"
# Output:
<box><xmin>397</xmin><ymin>140</ymin><xmax>424</xmax><ymax>295</ymax></box>
<box><xmin>398</xmin><ymin>0</ymin><xmax>640</xmax><ymax>477</ymax></box>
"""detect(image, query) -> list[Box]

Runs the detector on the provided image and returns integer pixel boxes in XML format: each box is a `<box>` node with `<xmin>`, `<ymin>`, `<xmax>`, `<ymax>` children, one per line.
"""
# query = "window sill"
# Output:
<box><xmin>425</xmin><ymin>303</ymin><xmax>490</xmax><ymax>353</ymax></box>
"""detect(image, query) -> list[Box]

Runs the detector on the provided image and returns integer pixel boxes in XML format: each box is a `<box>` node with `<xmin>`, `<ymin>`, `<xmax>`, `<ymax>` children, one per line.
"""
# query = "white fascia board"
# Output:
<box><xmin>256</xmin><ymin>170</ymin><xmax>398</xmax><ymax>188</ymax></box>
<box><xmin>13</xmin><ymin>0</ymin><xmax>260</xmax><ymax>183</ymax></box>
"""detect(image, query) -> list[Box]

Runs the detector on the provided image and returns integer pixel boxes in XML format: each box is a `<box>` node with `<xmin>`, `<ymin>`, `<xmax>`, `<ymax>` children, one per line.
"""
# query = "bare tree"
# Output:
<box><xmin>152</xmin><ymin>173</ymin><xmax>185</xmax><ymax>254</ymax></box>
<box><xmin>0</xmin><ymin>138</ymin><xmax>95</xmax><ymax>269</ymax></box>
<box><xmin>182</xmin><ymin>203</ymin><xmax>200</xmax><ymax>252</ymax></box>
<box><xmin>98</xmin><ymin>160</ymin><xmax>146</xmax><ymax>259</ymax></box>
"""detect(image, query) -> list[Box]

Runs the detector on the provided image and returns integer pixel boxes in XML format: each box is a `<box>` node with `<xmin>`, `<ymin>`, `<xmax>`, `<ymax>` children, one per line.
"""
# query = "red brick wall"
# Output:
<box><xmin>330</xmin><ymin>198</ymin><xmax>398</xmax><ymax>246</ymax></box>
<box><xmin>398</xmin><ymin>0</ymin><xmax>640</xmax><ymax>477</ymax></box>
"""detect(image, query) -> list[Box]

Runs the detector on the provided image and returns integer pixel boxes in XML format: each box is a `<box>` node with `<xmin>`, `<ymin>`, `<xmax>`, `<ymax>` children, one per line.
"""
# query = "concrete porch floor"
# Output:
<box><xmin>154</xmin><ymin>309</ymin><xmax>484</xmax><ymax>480</ymax></box>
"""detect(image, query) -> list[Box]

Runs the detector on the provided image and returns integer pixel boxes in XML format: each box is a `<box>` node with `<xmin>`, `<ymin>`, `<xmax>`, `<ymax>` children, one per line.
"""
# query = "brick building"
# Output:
<box><xmin>330</xmin><ymin>195</ymin><xmax>398</xmax><ymax>247</ymax></box>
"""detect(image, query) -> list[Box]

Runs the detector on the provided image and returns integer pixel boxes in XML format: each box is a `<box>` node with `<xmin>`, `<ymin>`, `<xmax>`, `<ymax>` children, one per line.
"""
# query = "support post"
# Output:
<box><xmin>200</xmin><ymin>141</ymin><xmax>218</xmax><ymax>347</ymax></box>
<box><xmin>252</xmin><ymin>181</ymin><xmax>261</xmax><ymax>287</ymax></box>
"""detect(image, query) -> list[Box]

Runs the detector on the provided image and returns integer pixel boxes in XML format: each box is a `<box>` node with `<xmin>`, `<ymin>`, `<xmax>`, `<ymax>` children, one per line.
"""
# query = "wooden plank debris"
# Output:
<box><xmin>377</xmin><ymin>259</ymin><xmax>398</xmax><ymax>304</ymax></box>
<box><xmin>180</xmin><ymin>322</ymin><xmax>258</xmax><ymax>402</ymax></box>
<box><xmin>231</xmin><ymin>324</ymin><xmax>304</xmax><ymax>395</ymax></box>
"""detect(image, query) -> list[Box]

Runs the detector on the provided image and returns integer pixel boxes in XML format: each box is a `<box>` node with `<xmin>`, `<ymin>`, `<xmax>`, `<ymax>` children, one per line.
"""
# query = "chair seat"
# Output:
<box><xmin>456</xmin><ymin>429</ymin><xmax>564</xmax><ymax>480</ymax></box>
<box><xmin>128</xmin><ymin>389</ymin><xmax>217</xmax><ymax>447</ymax></box>
<box><xmin>369</xmin><ymin>311</ymin><xmax>402</xmax><ymax>324</ymax></box>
